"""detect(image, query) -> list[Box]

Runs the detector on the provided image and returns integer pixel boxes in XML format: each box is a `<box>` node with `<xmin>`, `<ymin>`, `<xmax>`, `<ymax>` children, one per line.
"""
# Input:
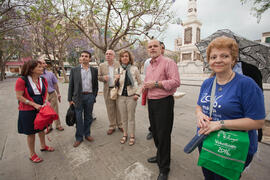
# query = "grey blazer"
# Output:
<box><xmin>68</xmin><ymin>65</ymin><xmax>98</xmax><ymax>106</ymax></box>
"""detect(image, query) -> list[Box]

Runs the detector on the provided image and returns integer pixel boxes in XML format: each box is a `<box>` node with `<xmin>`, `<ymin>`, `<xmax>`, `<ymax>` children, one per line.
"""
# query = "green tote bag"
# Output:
<box><xmin>198</xmin><ymin>129</ymin><xmax>249</xmax><ymax>180</ymax></box>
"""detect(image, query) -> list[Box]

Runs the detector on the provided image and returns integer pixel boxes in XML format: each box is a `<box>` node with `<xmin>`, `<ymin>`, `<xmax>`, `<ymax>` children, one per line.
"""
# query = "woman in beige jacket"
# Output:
<box><xmin>115</xmin><ymin>50</ymin><xmax>142</xmax><ymax>146</ymax></box>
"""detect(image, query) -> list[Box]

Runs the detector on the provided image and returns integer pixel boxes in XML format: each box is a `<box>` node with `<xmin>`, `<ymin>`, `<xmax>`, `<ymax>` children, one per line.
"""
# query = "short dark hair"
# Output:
<box><xmin>21</xmin><ymin>60</ymin><xmax>42</xmax><ymax>76</ymax></box>
<box><xmin>160</xmin><ymin>41</ymin><xmax>165</xmax><ymax>49</ymax></box>
<box><xmin>81</xmin><ymin>50</ymin><xmax>92</xmax><ymax>58</ymax></box>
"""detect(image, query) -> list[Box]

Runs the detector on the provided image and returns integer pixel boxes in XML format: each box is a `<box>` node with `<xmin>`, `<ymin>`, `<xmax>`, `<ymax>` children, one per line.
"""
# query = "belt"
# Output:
<box><xmin>48</xmin><ymin>91</ymin><xmax>55</xmax><ymax>95</ymax></box>
<box><xmin>82</xmin><ymin>92</ymin><xmax>92</xmax><ymax>95</ymax></box>
<box><xmin>109</xmin><ymin>87</ymin><xmax>114</xmax><ymax>88</ymax></box>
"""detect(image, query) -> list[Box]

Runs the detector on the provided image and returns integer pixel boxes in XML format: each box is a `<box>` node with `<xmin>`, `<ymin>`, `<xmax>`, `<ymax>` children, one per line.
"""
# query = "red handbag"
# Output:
<box><xmin>34</xmin><ymin>105</ymin><xmax>58</xmax><ymax>130</ymax></box>
<box><xmin>141</xmin><ymin>90</ymin><xmax>148</xmax><ymax>106</ymax></box>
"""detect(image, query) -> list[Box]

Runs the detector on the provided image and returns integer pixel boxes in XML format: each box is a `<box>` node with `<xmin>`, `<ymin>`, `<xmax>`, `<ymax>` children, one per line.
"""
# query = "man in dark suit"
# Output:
<box><xmin>68</xmin><ymin>50</ymin><xmax>98</xmax><ymax>147</ymax></box>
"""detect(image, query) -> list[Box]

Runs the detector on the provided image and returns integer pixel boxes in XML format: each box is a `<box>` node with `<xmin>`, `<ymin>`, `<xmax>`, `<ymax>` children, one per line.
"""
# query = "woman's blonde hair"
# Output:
<box><xmin>206</xmin><ymin>36</ymin><xmax>239</xmax><ymax>65</ymax></box>
<box><xmin>118</xmin><ymin>50</ymin><xmax>134</xmax><ymax>65</ymax></box>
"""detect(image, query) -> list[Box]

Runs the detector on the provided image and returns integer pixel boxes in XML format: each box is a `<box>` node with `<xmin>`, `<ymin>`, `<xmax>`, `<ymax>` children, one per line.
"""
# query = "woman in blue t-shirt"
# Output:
<box><xmin>196</xmin><ymin>36</ymin><xmax>265</xmax><ymax>179</ymax></box>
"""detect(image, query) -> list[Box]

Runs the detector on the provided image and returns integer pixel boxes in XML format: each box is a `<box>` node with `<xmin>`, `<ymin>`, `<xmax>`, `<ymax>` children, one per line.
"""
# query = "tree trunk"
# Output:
<box><xmin>0</xmin><ymin>50</ymin><xmax>4</xmax><ymax>81</ymax></box>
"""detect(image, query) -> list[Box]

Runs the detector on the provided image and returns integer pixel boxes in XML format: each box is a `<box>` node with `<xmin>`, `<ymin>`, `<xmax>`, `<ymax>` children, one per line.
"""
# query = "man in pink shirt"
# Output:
<box><xmin>144</xmin><ymin>39</ymin><xmax>180</xmax><ymax>180</ymax></box>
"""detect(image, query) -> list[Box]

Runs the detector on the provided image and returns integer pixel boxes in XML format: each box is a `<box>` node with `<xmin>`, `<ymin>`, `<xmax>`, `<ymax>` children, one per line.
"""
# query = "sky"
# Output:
<box><xmin>162</xmin><ymin>0</ymin><xmax>270</xmax><ymax>51</ymax></box>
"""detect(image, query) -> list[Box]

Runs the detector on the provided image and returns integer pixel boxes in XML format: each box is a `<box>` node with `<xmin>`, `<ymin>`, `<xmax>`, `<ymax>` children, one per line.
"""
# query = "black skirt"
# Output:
<box><xmin>18</xmin><ymin>110</ymin><xmax>44</xmax><ymax>135</ymax></box>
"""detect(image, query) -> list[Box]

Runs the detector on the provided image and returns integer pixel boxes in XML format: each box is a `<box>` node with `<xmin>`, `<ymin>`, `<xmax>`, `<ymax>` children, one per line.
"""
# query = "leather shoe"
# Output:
<box><xmin>73</xmin><ymin>141</ymin><xmax>82</xmax><ymax>147</ymax></box>
<box><xmin>147</xmin><ymin>156</ymin><xmax>157</xmax><ymax>163</ymax></box>
<box><xmin>118</xmin><ymin>127</ymin><xmax>124</xmax><ymax>132</ymax></box>
<box><xmin>107</xmin><ymin>128</ymin><xmax>115</xmax><ymax>135</ymax></box>
<box><xmin>157</xmin><ymin>173</ymin><xmax>168</xmax><ymax>180</ymax></box>
<box><xmin>146</xmin><ymin>131</ymin><xmax>153</xmax><ymax>140</ymax></box>
<box><xmin>85</xmin><ymin>136</ymin><xmax>94</xmax><ymax>142</ymax></box>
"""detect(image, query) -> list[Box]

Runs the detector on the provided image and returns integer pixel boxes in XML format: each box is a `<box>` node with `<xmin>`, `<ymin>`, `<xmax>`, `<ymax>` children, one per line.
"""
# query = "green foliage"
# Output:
<box><xmin>241</xmin><ymin>0</ymin><xmax>270</xmax><ymax>22</ymax></box>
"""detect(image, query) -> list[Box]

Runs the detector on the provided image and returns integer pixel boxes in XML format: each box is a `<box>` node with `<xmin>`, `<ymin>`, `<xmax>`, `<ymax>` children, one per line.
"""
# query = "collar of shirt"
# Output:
<box><xmin>150</xmin><ymin>55</ymin><xmax>162</xmax><ymax>65</ymax></box>
<box><xmin>233</xmin><ymin>61</ymin><xmax>243</xmax><ymax>75</ymax></box>
<box><xmin>81</xmin><ymin>64</ymin><xmax>90</xmax><ymax>70</ymax></box>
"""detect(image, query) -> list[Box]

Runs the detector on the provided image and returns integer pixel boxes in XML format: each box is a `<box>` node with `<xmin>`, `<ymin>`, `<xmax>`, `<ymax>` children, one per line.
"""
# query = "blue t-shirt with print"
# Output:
<box><xmin>197</xmin><ymin>73</ymin><xmax>265</xmax><ymax>155</ymax></box>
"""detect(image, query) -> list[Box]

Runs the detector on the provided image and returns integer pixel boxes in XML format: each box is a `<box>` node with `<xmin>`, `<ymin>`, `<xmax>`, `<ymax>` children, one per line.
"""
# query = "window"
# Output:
<box><xmin>265</xmin><ymin>37</ymin><xmax>270</xmax><ymax>43</ymax></box>
<box><xmin>182</xmin><ymin>53</ymin><xmax>192</xmax><ymax>60</ymax></box>
<box><xmin>196</xmin><ymin>28</ymin><xmax>200</xmax><ymax>43</ymax></box>
<box><xmin>184</xmin><ymin>27</ymin><xmax>192</xmax><ymax>44</ymax></box>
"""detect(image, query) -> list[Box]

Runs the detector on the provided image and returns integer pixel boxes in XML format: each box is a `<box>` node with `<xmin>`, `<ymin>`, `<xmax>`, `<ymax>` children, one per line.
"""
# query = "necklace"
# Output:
<box><xmin>217</xmin><ymin>72</ymin><xmax>234</xmax><ymax>92</ymax></box>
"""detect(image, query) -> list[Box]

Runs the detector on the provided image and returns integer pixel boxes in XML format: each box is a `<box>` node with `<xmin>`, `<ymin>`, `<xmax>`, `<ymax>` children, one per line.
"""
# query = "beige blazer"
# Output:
<box><xmin>116</xmin><ymin>65</ymin><xmax>142</xmax><ymax>96</ymax></box>
<box><xmin>98</xmin><ymin>61</ymin><xmax>120</xmax><ymax>96</ymax></box>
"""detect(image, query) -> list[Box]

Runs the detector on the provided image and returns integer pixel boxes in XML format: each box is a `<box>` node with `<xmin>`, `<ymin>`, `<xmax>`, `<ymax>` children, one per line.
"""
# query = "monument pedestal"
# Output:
<box><xmin>178</xmin><ymin>60</ymin><xmax>204</xmax><ymax>74</ymax></box>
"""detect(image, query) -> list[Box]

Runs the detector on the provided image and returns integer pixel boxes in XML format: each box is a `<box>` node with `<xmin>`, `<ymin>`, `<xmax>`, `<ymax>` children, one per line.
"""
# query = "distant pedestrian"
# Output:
<box><xmin>98</xmin><ymin>49</ymin><xmax>123</xmax><ymax>135</ymax></box>
<box><xmin>15</xmin><ymin>60</ymin><xmax>55</xmax><ymax>163</ymax></box>
<box><xmin>144</xmin><ymin>39</ymin><xmax>180</xmax><ymax>180</ymax></box>
<box><xmin>68</xmin><ymin>50</ymin><xmax>98</xmax><ymax>147</ymax></box>
<box><xmin>39</xmin><ymin>59</ymin><xmax>64</xmax><ymax>134</ymax></box>
<box><xmin>115</xmin><ymin>50</ymin><xmax>142</xmax><ymax>146</ymax></box>
<box><xmin>57</xmin><ymin>68</ymin><xmax>61</xmax><ymax>77</ymax></box>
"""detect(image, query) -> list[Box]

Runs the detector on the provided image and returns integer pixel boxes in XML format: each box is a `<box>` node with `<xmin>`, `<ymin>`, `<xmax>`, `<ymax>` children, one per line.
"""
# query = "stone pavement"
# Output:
<box><xmin>0</xmin><ymin>77</ymin><xmax>270</xmax><ymax>180</ymax></box>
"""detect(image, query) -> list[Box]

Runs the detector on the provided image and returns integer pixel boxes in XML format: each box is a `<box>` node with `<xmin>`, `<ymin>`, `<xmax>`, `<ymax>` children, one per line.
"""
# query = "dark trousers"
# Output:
<box><xmin>75</xmin><ymin>93</ymin><xmax>95</xmax><ymax>141</ymax></box>
<box><xmin>148</xmin><ymin>95</ymin><xmax>174</xmax><ymax>174</ymax></box>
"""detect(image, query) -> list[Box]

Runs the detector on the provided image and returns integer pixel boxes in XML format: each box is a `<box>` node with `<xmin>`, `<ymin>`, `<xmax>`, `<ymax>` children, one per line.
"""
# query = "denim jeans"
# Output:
<box><xmin>75</xmin><ymin>93</ymin><xmax>95</xmax><ymax>141</ymax></box>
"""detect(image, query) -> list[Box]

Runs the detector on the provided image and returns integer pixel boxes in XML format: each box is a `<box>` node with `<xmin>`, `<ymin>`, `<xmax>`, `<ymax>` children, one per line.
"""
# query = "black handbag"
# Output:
<box><xmin>66</xmin><ymin>104</ymin><xmax>76</xmax><ymax>126</ymax></box>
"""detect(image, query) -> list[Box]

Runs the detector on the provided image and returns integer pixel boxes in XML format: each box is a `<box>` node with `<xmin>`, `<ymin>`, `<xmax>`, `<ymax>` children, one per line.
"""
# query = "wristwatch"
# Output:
<box><xmin>155</xmin><ymin>81</ymin><xmax>158</xmax><ymax>88</ymax></box>
<box><xmin>219</xmin><ymin>120</ymin><xmax>225</xmax><ymax>129</ymax></box>
<box><xmin>25</xmin><ymin>100</ymin><xmax>29</xmax><ymax>104</ymax></box>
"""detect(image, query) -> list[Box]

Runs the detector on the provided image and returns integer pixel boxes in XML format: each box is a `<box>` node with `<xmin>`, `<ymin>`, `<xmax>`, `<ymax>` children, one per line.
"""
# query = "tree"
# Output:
<box><xmin>241</xmin><ymin>0</ymin><xmax>270</xmax><ymax>22</ymax></box>
<box><xmin>59</xmin><ymin>0</ymin><xmax>174</xmax><ymax>53</ymax></box>
<box><xmin>27</xmin><ymin>0</ymin><xmax>78</xmax><ymax>82</ymax></box>
<box><xmin>0</xmin><ymin>28</ymin><xmax>26</xmax><ymax>80</ymax></box>
<box><xmin>0</xmin><ymin>0</ymin><xmax>33</xmax><ymax>80</ymax></box>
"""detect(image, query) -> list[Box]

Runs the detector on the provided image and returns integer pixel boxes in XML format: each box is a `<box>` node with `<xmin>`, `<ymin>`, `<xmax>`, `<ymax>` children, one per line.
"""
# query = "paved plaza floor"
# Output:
<box><xmin>0</xmin><ymin>78</ymin><xmax>269</xmax><ymax>180</ymax></box>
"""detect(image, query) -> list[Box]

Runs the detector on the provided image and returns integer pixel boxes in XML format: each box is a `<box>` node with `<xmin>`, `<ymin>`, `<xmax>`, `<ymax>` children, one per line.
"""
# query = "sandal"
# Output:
<box><xmin>45</xmin><ymin>127</ymin><xmax>53</xmax><ymax>134</ymax></box>
<box><xmin>120</xmin><ymin>136</ymin><xmax>128</xmax><ymax>144</ymax></box>
<box><xmin>40</xmin><ymin>145</ymin><xmax>55</xmax><ymax>152</ymax></box>
<box><xmin>56</xmin><ymin>126</ymin><xmax>64</xmax><ymax>131</ymax></box>
<box><xmin>29</xmin><ymin>153</ymin><xmax>43</xmax><ymax>163</ymax></box>
<box><xmin>129</xmin><ymin>137</ymin><xmax>135</xmax><ymax>146</ymax></box>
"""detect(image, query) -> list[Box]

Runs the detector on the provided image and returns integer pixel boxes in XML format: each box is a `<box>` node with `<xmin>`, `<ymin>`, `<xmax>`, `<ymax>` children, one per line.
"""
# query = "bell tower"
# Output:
<box><xmin>180</xmin><ymin>0</ymin><xmax>202</xmax><ymax>61</ymax></box>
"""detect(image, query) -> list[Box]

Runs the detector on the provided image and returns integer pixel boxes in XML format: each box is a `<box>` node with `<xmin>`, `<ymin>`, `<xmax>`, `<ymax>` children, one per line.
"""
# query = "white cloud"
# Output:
<box><xmin>163</xmin><ymin>0</ymin><xmax>270</xmax><ymax>50</ymax></box>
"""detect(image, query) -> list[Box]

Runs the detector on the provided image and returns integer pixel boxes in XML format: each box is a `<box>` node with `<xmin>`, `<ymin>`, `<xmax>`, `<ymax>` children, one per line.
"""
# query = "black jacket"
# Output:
<box><xmin>68</xmin><ymin>65</ymin><xmax>98</xmax><ymax>106</ymax></box>
<box><xmin>241</xmin><ymin>61</ymin><xmax>263</xmax><ymax>90</ymax></box>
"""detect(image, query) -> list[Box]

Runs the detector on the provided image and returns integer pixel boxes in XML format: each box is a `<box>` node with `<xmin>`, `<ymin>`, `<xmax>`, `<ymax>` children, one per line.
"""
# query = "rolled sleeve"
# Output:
<box><xmin>161</xmin><ymin>60</ymin><xmax>180</xmax><ymax>90</ymax></box>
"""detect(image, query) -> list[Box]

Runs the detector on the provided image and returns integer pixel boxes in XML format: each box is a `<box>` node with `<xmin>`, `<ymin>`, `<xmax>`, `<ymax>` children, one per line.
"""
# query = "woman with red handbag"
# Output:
<box><xmin>15</xmin><ymin>60</ymin><xmax>55</xmax><ymax>163</ymax></box>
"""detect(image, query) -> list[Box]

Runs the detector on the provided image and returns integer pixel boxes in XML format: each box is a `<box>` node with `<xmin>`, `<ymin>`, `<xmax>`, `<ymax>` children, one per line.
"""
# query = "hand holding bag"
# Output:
<box><xmin>34</xmin><ymin>105</ymin><xmax>58</xmax><ymax>130</ymax></box>
<box><xmin>66</xmin><ymin>104</ymin><xmax>76</xmax><ymax>126</ymax></box>
<box><xmin>110</xmin><ymin>86</ymin><xmax>118</xmax><ymax>100</ymax></box>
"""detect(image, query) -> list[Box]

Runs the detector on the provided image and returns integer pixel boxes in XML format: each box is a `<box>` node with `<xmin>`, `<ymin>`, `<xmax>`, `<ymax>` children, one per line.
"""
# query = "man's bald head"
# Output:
<box><xmin>105</xmin><ymin>49</ymin><xmax>115</xmax><ymax>63</ymax></box>
<box><xmin>147</xmin><ymin>39</ymin><xmax>162</xmax><ymax>59</ymax></box>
